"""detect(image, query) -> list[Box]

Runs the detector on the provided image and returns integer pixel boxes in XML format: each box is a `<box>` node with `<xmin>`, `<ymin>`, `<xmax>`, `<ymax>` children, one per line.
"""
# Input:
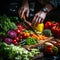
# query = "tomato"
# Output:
<box><xmin>14</xmin><ymin>37</ymin><xmax>19</xmax><ymax>41</ymax></box>
<box><xmin>19</xmin><ymin>35</ymin><xmax>23</xmax><ymax>39</ymax></box>
<box><xmin>45</xmin><ymin>21</ymin><xmax>52</xmax><ymax>29</ymax></box>
<box><xmin>19</xmin><ymin>39</ymin><xmax>23</xmax><ymax>42</ymax></box>
<box><xmin>15</xmin><ymin>29</ymin><xmax>21</xmax><ymax>34</ymax></box>
<box><xmin>13</xmin><ymin>39</ymin><xmax>17</xmax><ymax>43</ymax></box>
<box><xmin>22</xmin><ymin>33</ymin><xmax>27</xmax><ymax>38</ymax></box>
<box><xmin>25</xmin><ymin>32</ymin><xmax>30</xmax><ymax>37</ymax></box>
<box><xmin>13</xmin><ymin>39</ymin><xmax>18</xmax><ymax>45</ymax></box>
<box><xmin>14</xmin><ymin>41</ymin><xmax>18</xmax><ymax>45</ymax></box>
<box><xmin>18</xmin><ymin>25</ymin><xmax>23</xmax><ymax>30</ymax></box>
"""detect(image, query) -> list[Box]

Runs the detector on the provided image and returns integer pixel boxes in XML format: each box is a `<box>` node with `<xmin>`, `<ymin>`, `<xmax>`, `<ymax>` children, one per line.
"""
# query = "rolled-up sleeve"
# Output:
<box><xmin>50</xmin><ymin>0</ymin><xmax>60</xmax><ymax>7</ymax></box>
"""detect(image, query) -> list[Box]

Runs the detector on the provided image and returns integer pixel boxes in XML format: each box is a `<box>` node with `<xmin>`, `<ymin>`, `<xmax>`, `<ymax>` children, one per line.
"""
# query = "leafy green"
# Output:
<box><xmin>0</xmin><ymin>42</ymin><xmax>40</xmax><ymax>60</ymax></box>
<box><xmin>0</xmin><ymin>15</ymin><xmax>17</xmax><ymax>35</ymax></box>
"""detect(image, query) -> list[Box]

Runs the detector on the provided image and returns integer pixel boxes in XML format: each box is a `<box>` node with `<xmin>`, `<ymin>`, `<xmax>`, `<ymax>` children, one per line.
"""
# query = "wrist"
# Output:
<box><xmin>44</xmin><ymin>4</ymin><xmax>54</xmax><ymax>12</ymax></box>
<box><xmin>22</xmin><ymin>0</ymin><xmax>28</xmax><ymax>5</ymax></box>
<box><xmin>41</xmin><ymin>7</ymin><xmax>49</xmax><ymax>13</ymax></box>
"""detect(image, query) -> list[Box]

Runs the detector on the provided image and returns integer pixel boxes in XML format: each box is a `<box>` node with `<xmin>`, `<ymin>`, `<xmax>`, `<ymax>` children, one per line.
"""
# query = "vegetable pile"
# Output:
<box><xmin>44</xmin><ymin>39</ymin><xmax>60</xmax><ymax>55</ymax></box>
<box><xmin>44</xmin><ymin>21</ymin><xmax>60</xmax><ymax>38</ymax></box>
<box><xmin>0</xmin><ymin>15</ymin><xmax>60</xmax><ymax>60</ymax></box>
<box><xmin>0</xmin><ymin>42</ymin><xmax>40</xmax><ymax>60</ymax></box>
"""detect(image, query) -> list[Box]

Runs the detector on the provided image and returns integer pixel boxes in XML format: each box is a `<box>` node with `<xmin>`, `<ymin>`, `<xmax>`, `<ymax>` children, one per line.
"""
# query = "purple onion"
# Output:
<box><xmin>7</xmin><ymin>30</ymin><xmax>17</xmax><ymax>38</ymax></box>
<box><xmin>5</xmin><ymin>38</ymin><xmax>13</xmax><ymax>44</ymax></box>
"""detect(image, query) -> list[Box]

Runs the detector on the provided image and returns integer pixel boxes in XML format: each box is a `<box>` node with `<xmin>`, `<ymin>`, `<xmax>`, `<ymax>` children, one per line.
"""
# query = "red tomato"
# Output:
<box><xmin>20</xmin><ymin>39</ymin><xmax>22</xmax><ymax>42</ymax></box>
<box><xmin>22</xmin><ymin>34</ymin><xmax>27</xmax><ymax>38</ymax></box>
<box><xmin>45</xmin><ymin>21</ymin><xmax>52</xmax><ymax>29</ymax></box>
<box><xmin>15</xmin><ymin>29</ymin><xmax>21</xmax><ymax>34</ymax></box>
<box><xmin>14</xmin><ymin>37</ymin><xmax>19</xmax><ymax>41</ymax></box>
<box><xmin>13</xmin><ymin>39</ymin><xmax>17</xmax><ymax>43</ymax></box>
<box><xmin>19</xmin><ymin>35</ymin><xmax>23</xmax><ymax>39</ymax></box>
<box><xmin>14</xmin><ymin>41</ymin><xmax>18</xmax><ymax>45</ymax></box>
<box><xmin>18</xmin><ymin>25</ymin><xmax>23</xmax><ymax>30</ymax></box>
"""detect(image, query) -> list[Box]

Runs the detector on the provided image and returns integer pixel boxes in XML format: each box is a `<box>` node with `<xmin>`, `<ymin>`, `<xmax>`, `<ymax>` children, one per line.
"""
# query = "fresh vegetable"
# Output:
<box><xmin>0</xmin><ymin>42</ymin><xmax>40</xmax><ymax>60</ymax></box>
<box><xmin>45</xmin><ymin>21</ymin><xmax>59</xmax><ymax>29</ymax></box>
<box><xmin>43</xmin><ymin>29</ymin><xmax>52</xmax><ymax>37</ymax></box>
<box><xmin>15</xmin><ymin>29</ymin><xmax>21</xmax><ymax>34</ymax></box>
<box><xmin>53</xmin><ymin>46</ymin><xmax>58</xmax><ymax>54</ymax></box>
<box><xmin>26</xmin><ymin>37</ymin><xmax>38</xmax><ymax>45</ymax></box>
<box><xmin>7</xmin><ymin>30</ymin><xmax>17</xmax><ymax>38</ymax></box>
<box><xmin>51</xmin><ymin>26</ymin><xmax>60</xmax><ymax>38</ymax></box>
<box><xmin>51</xmin><ymin>21</ymin><xmax>59</xmax><ymax>27</ymax></box>
<box><xmin>35</xmin><ymin>23</ymin><xmax>44</xmax><ymax>33</ymax></box>
<box><xmin>4</xmin><ymin>38</ymin><xmax>13</xmax><ymax>44</ymax></box>
<box><xmin>0</xmin><ymin>15</ymin><xmax>17</xmax><ymax>33</ymax></box>
<box><xmin>45</xmin><ymin>21</ymin><xmax>52</xmax><ymax>29</ymax></box>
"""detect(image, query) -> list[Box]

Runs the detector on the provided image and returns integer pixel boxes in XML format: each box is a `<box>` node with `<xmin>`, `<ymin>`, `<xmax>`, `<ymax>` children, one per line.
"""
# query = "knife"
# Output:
<box><xmin>22</xmin><ymin>16</ymin><xmax>39</xmax><ymax>36</ymax></box>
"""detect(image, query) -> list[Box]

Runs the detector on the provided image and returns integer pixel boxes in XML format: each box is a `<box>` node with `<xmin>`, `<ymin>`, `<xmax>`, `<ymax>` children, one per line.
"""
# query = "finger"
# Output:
<box><xmin>40</xmin><ymin>18</ymin><xmax>44</xmax><ymax>23</ymax></box>
<box><xmin>21</xmin><ymin>8</ymin><xmax>26</xmax><ymax>18</ymax></box>
<box><xmin>38</xmin><ymin>17</ymin><xmax>41</xmax><ymax>23</ymax></box>
<box><xmin>32</xmin><ymin>15</ymin><xmax>38</xmax><ymax>26</ymax></box>
<box><xmin>36</xmin><ymin>17</ymin><xmax>41</xmax><ymax>26</ymax></box>
<box><xmin>19</xmin><ymin>8</ymin><xmax>24</xmax><ymax>18</ymax></box>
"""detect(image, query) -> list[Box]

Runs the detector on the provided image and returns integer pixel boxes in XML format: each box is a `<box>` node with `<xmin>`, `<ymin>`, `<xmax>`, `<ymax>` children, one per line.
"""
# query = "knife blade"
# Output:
<box><xmin>22</xmin><ymin>16</ymin><xmax>38</xmax><ymax>36</ymax></box>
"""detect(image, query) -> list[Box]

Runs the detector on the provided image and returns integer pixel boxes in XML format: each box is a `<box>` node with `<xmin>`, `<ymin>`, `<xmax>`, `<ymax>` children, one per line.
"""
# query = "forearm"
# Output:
<box><xmin>44</xmin><ymin>4</ymin><xmax>54</xmax><ymax>12</ymax></box>
<box><xmin>22</xmin><ymin>0</ymin><xmax>28</xmax><ymax>5</ymax></box>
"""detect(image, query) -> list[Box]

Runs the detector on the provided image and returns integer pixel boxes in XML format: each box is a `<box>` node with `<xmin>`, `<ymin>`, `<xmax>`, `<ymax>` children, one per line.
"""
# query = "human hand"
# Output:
<box><xmin>32</xmin><ymin>11</ymin><xmax>47</xmax><ymax>26</ymax></box>
<box><xmin>18</xmin><ymin>3</ymin><xmax>29</xmax><ymax>18</ymax></box>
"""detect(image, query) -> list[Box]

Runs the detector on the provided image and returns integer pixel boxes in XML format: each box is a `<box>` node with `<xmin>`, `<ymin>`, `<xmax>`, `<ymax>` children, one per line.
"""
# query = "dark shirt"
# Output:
<box><xmin>50</xmin><ymin>0</ymin><xmax>60</xmax><ymax>7</ymax></box>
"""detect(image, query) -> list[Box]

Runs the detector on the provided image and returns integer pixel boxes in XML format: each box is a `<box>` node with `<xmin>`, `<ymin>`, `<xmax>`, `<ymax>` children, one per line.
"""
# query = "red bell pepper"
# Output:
<box><xmin>45</xmin><ymin>21</ymin><xmax>52</xmax><ymax>29</ymax></box>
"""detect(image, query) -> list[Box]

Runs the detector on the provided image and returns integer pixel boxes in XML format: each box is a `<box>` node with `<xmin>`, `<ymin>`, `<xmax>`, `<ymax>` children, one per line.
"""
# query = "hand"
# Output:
<box><xmin>18</xmin><ymin>3</ymin><xmax>29</xmax><ymax>18</ymax></box>
<box><xmin>32</xmin><ymin>11</ymin><xmax>47</xmax><ymax>26</ymax></box>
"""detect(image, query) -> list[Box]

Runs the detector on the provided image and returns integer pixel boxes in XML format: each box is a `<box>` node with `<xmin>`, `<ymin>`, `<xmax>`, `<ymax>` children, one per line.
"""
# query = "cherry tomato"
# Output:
<box><xmin>15</xmin><ymin>29</ymin><xmax>21</xmax><ymax>34</ymax></box>
<box><xmin>14</xmin><ymin>41</ymin><xmax>18</xmax><ymax>45</ymax></box>
<box><xmin>18</xmin><ymin>25</ymin><xmax>23</xmax><ymax>30</ymax></box>
<box><xmin>20</xmin><ymin>39</ymin><xmax>22</xmax><ymax>42</ymax></box>
<box><xmin>13</xmin><ymin>39</ymin><xmax>17</xmax><ymax>43</ymax></box>
<box><xmin>19</xmin><ymin>35</ymin><xmax>23</xmax><ymax>39</ymax></box>
<box><xmin>25</xmin><ymin>32</ymin><xmax>30</xmax><ymax>37</ymax></box>
<box><xmin>14</xmin><ymin>37</ymin><xmax>19</xmax><ymax>41</ymax></box>
<box><xmin>22</xmin><ymin>34</ymin><xmax>27</xmax><ymax>38</ymax></box>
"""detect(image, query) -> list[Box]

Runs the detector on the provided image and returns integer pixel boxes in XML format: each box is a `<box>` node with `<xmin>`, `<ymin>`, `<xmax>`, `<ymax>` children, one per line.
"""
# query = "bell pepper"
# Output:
<box><xmin>51</xmin><ymin>26</ymin><xmax>60</xmax><ymax>38</ymax></box>
<box><xmin>35</xmin><ymin>23</ymin><xmax>44</xmax><ymax>33</ymax></box>
<box><xmin>45</xmin><ymin>21</ymin><xmax>52</xmax><ymax>29</ymax></box>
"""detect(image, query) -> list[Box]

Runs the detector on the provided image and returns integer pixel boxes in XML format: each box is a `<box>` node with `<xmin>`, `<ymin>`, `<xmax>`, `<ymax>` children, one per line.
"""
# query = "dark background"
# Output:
<box><xmin>0</xmin><ymin>0</ymin><xmax>60</xmax><ymax>22</ymax></box>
